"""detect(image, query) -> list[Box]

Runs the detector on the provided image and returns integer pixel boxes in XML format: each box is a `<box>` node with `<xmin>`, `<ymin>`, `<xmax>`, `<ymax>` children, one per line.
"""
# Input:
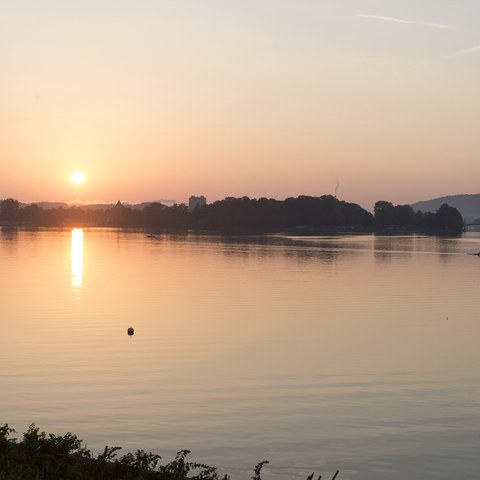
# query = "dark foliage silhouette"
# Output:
<box><xmin>0</xmin><ymin>195</ymin><xmax>463</xmax><ymax>233</ymax></box>
<box><xmin>0</xmin><ymin>424</ymin><xmax>339</xmax><ymax>480</ymax></box>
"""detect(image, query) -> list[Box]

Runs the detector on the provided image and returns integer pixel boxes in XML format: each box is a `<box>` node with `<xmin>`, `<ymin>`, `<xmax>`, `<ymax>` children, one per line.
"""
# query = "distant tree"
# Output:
<box><xmin>20</xmin><ymin>203</ymin><xmax>43</xmax><ymax>225</ymax></box>
<box><xmin>143</xmin><ymin>202</ymin><xmax>167</xmax><ymax>226</ymax></box>
<box><xmin>108</xmin><ymin>201</ymin><xmax>137</xmax><ymax>227</ymax></box>
<box><xmin>43</xmin><ymin>206</ymin><xmax>67</xmax><ymax>226</ymax></box>
<box><xmin>163</xmin><ymin>203</ymin><xmax>188</xmax><ymax>228</ymax></box>
<box><xmin>374</xmin><ymin>201</ymin><xmax>395</xmax><ymax>226</ymax></box>
<box><xmin>414</xmin><ymin>210</ymin><xmax>424</xmax><ymax>227</ymax></box>
<box><xmin>393</xmin><ymin>205</ymin><xmax>415</xmax><ymax>226</ymax></box>
<box><xmin>415</xmin><ymin>204</ymin><xmax>463</xmax><ymax>233</ymax></box>
<box><xmin>0</xmin><ymin>198</ymin><xmax>20</xmax><ymax>223</ymax></box>
<box><xmin>374</xmin><ymin>201</ymin><xmax>415</xmax><ymax>227</ymax></box>
<box><xmin>435</xmin><ymin>203</ymin><xmax>464</xmax><ymax>232</ymax></box>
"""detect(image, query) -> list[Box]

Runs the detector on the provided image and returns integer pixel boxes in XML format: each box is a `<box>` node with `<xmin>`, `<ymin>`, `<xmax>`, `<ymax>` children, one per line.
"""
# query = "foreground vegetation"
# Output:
<box><xmin>0</xmin><ymin>424</ymin><xmax>260</xmax><ymax>480</ymax></box>
<box><xmin>0</xmin><ymin>425</ymin><xmax>339</xmax><ymax>480</ymax></box>
<box><xmin>0</xmin><ymin>195</ymin><xmax>464</xmax><ymax>233</ymax></box>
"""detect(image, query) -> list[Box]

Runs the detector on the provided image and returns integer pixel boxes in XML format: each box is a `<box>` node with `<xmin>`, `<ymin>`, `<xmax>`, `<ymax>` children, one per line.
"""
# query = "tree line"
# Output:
<box><xmin>0</xmin><ymin>196</ymin><xmax>464</xmax><ymax>233</ymax></box>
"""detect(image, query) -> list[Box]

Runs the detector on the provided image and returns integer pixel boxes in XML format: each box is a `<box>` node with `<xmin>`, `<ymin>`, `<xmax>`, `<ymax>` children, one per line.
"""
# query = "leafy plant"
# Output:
<box><xmin>0</xmin><ymin>424</ymin><xmax>338</xmax><ymax>480</ymax></box>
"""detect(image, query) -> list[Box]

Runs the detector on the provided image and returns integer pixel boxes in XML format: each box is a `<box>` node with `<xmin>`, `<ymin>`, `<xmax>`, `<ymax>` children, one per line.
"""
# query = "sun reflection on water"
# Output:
<box><xmin>71</xmin><ymin>228</ymin><xmax>83</xmax><ymax>289</ymax></box>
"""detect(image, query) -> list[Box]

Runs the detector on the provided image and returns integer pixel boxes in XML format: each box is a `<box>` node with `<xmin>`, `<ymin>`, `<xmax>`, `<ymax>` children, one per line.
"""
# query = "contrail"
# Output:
<box><xmin>358</xmin><ymin>14</ymin><xmax>453</xmax><ymax>29</ymax></box>
<box><xmin>359</xmin><ymin>14</ymin><xmax>410</xmax><ymax>24</ymax></box>
<box><xmin>447</xmin><ymin>44</ymin><xmax>480</xmax><ymax>58</ymax></box>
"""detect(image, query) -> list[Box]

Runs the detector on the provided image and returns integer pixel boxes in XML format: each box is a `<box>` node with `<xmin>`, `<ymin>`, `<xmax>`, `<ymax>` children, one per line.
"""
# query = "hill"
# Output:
<box><xmin>411</xmin><ymin>194</ymin><xmax>480</xmax><ymax>223</ymax></box>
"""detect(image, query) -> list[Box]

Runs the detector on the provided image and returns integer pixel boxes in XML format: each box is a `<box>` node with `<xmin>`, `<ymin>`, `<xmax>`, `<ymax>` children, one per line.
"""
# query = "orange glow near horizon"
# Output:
<box><xmin>2</xmin><ymin>2</ymin><xmax>480</xmax><ymax>209</ymax></box>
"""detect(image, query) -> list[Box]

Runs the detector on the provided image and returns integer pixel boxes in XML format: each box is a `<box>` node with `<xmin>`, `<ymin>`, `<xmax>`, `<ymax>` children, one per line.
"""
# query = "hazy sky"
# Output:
<box><xmin>1</xmin><ymin>0</ymin><xmax>480</xmax><ymax>209</ymax></box>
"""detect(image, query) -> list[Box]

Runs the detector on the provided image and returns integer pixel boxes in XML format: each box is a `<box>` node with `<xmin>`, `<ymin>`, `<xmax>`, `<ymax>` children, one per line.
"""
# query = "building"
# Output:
<box><xmin>188</xmin><ymin>195</ymin><xmax>207</xmax><ymax>211</ymax></box>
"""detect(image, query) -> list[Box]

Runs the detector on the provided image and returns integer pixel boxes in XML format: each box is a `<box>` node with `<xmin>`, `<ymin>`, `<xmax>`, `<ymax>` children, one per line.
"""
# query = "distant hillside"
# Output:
<box><xmin>30</xmin><ymin>201</ymin><xmax>69</xmax><ymax>210</ymax></box>
<box><xmin>411</xmin><ymin>194</ymin><xmax>480</xmax><ymax>223</ymax></box>
<box><xmin>133</xmin><ymin>200</ymin><xmax>177</xmax><ymax>209</ymax></box>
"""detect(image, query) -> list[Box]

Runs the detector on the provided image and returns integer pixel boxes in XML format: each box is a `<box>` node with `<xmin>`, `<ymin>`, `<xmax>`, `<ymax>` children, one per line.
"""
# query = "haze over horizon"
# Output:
<box><xmin>12</xmin><ymin>191</ymin><xmax>480</xmax><ymax>216</ymax></box>
<box><xmin>2</xmin><ymin>0</ymin><xmax>480</xmax><ymax>210</ymax></box>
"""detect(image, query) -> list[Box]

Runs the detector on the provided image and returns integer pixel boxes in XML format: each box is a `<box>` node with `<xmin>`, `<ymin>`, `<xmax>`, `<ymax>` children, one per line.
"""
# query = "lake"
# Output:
<box><xmin>1</xmin><ymin>228</ymin><xmax>479</xmax><ymax>479</ymax></box>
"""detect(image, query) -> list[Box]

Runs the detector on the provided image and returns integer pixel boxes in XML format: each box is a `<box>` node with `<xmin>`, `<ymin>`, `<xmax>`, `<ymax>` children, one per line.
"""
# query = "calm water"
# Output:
<box><xmin>1</xmin><ymin>228</ymin><xmax>479</xmax><ymax>479</ymax></box>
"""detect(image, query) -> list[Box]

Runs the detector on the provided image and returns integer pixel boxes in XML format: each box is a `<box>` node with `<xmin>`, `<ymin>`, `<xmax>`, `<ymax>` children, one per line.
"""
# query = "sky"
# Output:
<box><xmin>1</xmin><ymin>0</ymin><xmax>480</xmax><ymax>210</ymax></box>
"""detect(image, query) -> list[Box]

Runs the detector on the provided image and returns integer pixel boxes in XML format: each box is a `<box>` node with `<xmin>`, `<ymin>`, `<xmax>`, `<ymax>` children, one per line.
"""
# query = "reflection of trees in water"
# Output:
<box><xmin>372</xmin><ymin>234</ymin><xmax>466</xmax><ymax>264</ymax></box>
<box><xmin>283</xmin><ymin>248</ymin><xmax>341</xmax><ymax>264</ymax></box>
<box><xmin>434</xmin><ymin>235</ymin><xmax>462</xmax><ymax>253</ymax></box>
<box><xmin>373</xmin><ymin>235</ymin><xmax>415</xmax><ymax>263</ymax></box>
<box><xmin>434</xmin><ymin>235</ymin><xmax>464</xmax><ymax>264</ymax></box>
<box><xmin>197</xmin><ymin>234</ymin><xmax>361</xmax><ymax>264</ymax></box>
<box><xmin>0</xmin><ymin>226</ymin><xmax>19</xmax><ymax>249</ymax></box>
<box><xmin>141</xmin><ymin>231</ymin><xmax>360</xmax><ymax>264</ymax></box>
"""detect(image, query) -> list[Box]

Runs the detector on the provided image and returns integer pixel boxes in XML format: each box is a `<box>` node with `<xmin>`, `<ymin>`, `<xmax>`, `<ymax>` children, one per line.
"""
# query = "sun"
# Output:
<box><xmin>71</xmin><ymin>172</ymin><xmax>85</xmax><ymax>185</ymax></box>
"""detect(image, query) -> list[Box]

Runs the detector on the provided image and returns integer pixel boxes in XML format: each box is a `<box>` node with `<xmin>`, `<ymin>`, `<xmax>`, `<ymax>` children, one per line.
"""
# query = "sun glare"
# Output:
<box><xmin>71</xmin><ymin>172</ymin><xmax>85</xmax><ymax>184</ymax></box>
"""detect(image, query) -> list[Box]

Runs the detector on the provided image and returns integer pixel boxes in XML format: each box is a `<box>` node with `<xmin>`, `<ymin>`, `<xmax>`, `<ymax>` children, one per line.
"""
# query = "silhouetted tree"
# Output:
<box><xmin>435</xmin><ymin>203</ymin><xmax>464</xmax><ymax>232</ymax></box>
<box><xmin>20</xmin><ymin>204</ymin><xmax>43</xmax><ymax>225</ymax></box>
<box><xmin>143</xmin><ymin>202</ymin><xmax>167</xmax><ymax>227</ymax></box>
<box><xmin>393</xmin><ymin>205</ymin><xmax>415</xmax><ymax>226</ymax></box>
<box><xmin>415</xmin><ymin>204</ymin><xmax>463</xmax><ymax>233</ymax></box>
<box><xmin>0</xmin><ymin>198</ymin><xmax>20</xmax><ymax>223</ymax></box>
<box><xmin>1</xmin><ymin>195</ymin><xmax>462</xmax><ymax>233</ymax></box>
<box><xmin>374</xmin><ymin>201</ymin><xmax>395</xmax><ymax>225</ymax></box>
<box><xmin>375</xmin><ymin>201</ymin><xmax>416</xmax><ymax>227</ymax></box>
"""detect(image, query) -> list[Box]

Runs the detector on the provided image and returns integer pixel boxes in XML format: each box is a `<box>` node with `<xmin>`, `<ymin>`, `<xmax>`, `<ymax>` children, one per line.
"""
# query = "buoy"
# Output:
<box><xmin>127</xmin><ymin>327</ymin><xmax>134</xmax><ymax>336</ymax></box>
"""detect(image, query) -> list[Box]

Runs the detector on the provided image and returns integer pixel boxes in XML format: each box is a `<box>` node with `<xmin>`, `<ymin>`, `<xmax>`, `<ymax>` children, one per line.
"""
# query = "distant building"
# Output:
<box><xmin>189</xmin><ymin>195</ymin><xmax>207</xmax><ymax>211</ymax></box>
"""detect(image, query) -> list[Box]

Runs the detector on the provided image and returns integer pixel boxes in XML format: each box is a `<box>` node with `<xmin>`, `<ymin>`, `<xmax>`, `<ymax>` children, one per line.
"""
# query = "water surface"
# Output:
<box><xmin>1</xmin><ymin>228</ymin><xmax>479</xmax><ymax>479</ymax></box>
